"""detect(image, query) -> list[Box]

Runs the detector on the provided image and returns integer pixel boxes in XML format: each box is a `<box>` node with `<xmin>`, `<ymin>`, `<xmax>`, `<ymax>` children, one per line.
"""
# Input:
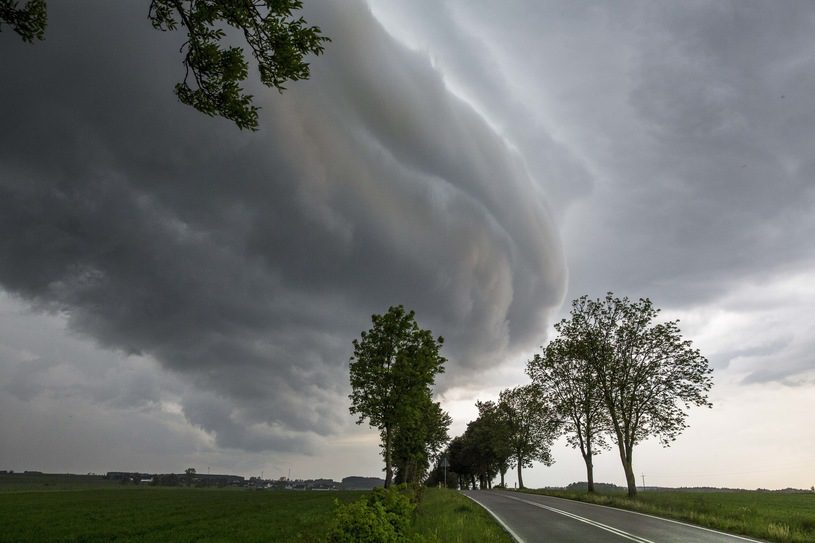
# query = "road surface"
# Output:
<box><xmin>463</xmin><ymin>490</ymin><xmax>767</xmax><ymax>543</ymax></box>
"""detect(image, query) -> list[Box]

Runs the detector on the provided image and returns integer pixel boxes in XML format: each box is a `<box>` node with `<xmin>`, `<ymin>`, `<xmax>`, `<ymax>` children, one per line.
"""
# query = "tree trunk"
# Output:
<box><xmin>516</xmin><ymin>455</ymin><xmax>524</xmax><ymax>489</ymax></box>
<box><xmin>583</xmin><ymin>452</ymin><xmax>595</xmax><ymax>493</ymax></box>
<box><xmin>616</xmin><ymin>442</ymin><xmax>637</xmax><ymax>498</ymax></box>
<box><xmin>384</xmin><ymin>427</ymin><xmax>393</xmax><ymax>488</ymax></box>
<box><xmin>500</xmin><ymin>467</ymin><xmax>506</xmax><ymax>487</ymax></box>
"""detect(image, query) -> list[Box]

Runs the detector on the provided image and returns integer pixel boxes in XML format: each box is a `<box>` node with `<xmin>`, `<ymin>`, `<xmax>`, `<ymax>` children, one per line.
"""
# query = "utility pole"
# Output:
<box><xmin>641</xmin><ymin>473</ymin><xmax>646</xmax><ymax>490</ymax></box>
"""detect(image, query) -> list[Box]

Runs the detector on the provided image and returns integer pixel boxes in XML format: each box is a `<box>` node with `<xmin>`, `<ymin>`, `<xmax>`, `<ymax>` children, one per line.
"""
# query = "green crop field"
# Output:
<box><xmin>0</xmin><ymin>475</ymin><xmax>512</xmax><ymax>542</ymax></box>
<box><xmin>0</xmin><ymin>486</ymin><xmax>361</xmax><ymax>542</ymax></box>
<box><xmin>521</xmin><ymin>488</ymin><xmax>815</xmax><ymax>543</ymax></box>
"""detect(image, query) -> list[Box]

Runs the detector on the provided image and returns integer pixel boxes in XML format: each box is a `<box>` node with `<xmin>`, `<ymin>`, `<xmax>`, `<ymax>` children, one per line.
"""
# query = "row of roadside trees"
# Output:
<box><xmin>424</xmin><ymin>386</ymin><xmax>557</xmax><ymax>491</ymax></box>
<box><xmin>349</xmin><ymin>294</ymin><xmax>713</xmax><ymax>498</ymax></box>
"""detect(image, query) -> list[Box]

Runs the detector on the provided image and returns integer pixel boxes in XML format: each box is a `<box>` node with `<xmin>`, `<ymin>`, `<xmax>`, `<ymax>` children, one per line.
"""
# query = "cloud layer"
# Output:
<box><xmin>0</xmin><ymin>0</ymin><xmax>565</xmax><ymax>453</ymax></box>
<box><xmin>371</xmin><ymin>1</ymin><xmax>815</xmax><ymax>386</ymax></box>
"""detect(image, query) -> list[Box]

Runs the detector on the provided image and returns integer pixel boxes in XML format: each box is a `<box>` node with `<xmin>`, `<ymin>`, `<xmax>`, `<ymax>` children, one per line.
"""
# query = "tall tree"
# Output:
<box><xmin>527</xmin><ymin>337</ymin><xmax>610</xmax><ymax>493</ymax></box>
<box><xmin>498</xmin><ymin>385</ymin><xmax>558</xmax><ymax>489</ymax></box>
<box><xmin>1</xmin><ymin>1</ymin><xmax>328</xmax><ymax>130</ymax></box>
<box><xmin>349</xmin><ymin>305</ymin><xmax>447</xmax><ymax>488</ymax></box>
<box><xmin>562</xmin><ymin>294</ymin><xmax>713</xmax><ymax>498</ymax></box>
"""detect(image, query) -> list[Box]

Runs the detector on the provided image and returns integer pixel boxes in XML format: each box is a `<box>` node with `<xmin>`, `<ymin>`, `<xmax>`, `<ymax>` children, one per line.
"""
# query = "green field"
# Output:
<box><xmin>1</xmin><ymin>486</ymin><xmax>362</xmax><ymax>542</ymax></box>
<box><xmin>0</xmin><ymin>475</ymin><xmax>512</xmax><ymax>542</ymax></box>
<box><xmin>521</xmin><ymin>488</ymin><xmax>815</xmax><ymax>543</ymax></box>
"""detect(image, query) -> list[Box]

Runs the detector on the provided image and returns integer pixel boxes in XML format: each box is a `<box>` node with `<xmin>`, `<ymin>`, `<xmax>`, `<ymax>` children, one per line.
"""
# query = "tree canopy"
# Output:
<box><xmin>556</xmin><ymin>293</ymin><xmax>713</xmax><ymax>497</ymax></box>
<box><xmin>349</xmin><ymin>305</ymin><xmax>449</xmax><ymax>487</ymax></box>
<box><xmin>1</xmin><ymin>0</ymin><xmax>328</xmax><ymax>130</ymax></box>
<box><xmin>527</xmin><ymin>336</ymin><xmax>610</xmax><ymax>493</ymax></box>
<box><xmin>498</xmin><ymin>385</ymin><xmax>559</xmax><ymax>489</ymax></box>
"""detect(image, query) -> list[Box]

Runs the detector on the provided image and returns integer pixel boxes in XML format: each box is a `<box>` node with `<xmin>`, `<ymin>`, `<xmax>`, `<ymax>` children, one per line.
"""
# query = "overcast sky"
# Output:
<box><xmin>1</xmin><ymin>0</ymin><xmax>813</xmax><ymax>490</ymax></box>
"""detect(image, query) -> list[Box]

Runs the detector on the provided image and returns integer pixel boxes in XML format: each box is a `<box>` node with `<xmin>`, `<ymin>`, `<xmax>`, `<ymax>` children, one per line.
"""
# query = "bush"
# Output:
<box><xmin>326</xmin><ymin>486</ymin><xmax>429</xmax><ymax>543</ymax></box>
<box><xmin>325</xmin><ymin>499</ymin><xmax>400</xmax><ymax>543</ymax></box>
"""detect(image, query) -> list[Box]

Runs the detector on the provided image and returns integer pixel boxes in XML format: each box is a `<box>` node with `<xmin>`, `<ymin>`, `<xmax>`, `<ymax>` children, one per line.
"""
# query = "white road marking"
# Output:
<box><xmin>463</xmin><ymin>493</ymin><xmax>527</xmax><ymax>543</ymax></box>
<box><xmin>502</xmin><ymin>493</ymin><xmax>656</xmax><ymax>543</ymax></box>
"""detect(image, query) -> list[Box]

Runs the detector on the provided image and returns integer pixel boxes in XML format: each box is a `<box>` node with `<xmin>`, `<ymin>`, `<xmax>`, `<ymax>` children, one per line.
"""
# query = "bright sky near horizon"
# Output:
<box><xmin>1</xmin><ymin>1</ymin><xmax>813</xmax><ymax>491</ymax></box>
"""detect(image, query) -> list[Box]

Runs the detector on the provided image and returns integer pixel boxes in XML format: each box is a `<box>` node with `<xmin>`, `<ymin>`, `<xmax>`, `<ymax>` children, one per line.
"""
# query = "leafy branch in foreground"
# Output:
<box><xmin>0</xmin><ymin>0</ymin><xmax>46</xmax><ymax>42</ymax></box>
<box><xmin>1</xmin><ymin>1</ymin><xmax>329</xmax><ymax>130</ymax></box>
<box><xmin>149</xmin><ymin>0</ymin><xmax>328</xmax><ymax>130</ymax></box>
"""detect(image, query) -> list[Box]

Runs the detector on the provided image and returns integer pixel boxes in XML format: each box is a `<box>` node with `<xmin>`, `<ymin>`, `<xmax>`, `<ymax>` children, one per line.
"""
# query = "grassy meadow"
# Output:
<box><xmin>0</xmin><ymin>474</ymin><xmax>512</xmax><ymax>542</ymax></box>
<box><xmin>521</xmin><ymin>487</ymin><xmax>815</xmax><ymax>543</ymax></box>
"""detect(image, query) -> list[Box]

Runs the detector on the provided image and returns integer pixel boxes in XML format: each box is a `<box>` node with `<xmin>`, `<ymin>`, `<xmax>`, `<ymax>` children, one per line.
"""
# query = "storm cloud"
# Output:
<box><xmin>375</xmin><ymin>1</ymin><xmax>815</xmax><ymax>386</ymax></box>
<box><xmin>0</xmin><ymin>0</ymin><xmax>565</xmax><ymax>453</ymax></box>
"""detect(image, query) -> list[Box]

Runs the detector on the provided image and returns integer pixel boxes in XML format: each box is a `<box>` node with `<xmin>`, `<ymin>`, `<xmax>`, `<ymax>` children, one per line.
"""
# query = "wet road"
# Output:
<box><xmin>463</xmin><ymin>490</ymin><xmax>766</xmax><ymax>543</ymax></box>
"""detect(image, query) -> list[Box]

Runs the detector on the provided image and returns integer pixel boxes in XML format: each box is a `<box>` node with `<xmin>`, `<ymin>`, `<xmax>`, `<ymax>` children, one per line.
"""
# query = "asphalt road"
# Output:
<box><xmin>463</xmin><ymin>490</ymin><xmax>767</xmax><ymax>543</ymax></box>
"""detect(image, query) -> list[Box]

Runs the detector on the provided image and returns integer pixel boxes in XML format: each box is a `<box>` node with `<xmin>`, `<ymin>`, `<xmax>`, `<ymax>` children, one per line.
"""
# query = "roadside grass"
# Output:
<box><xmin>520</xmin><ymin>488</ymin><xmax>815</xmax><ymax>543</ymax></box>
<box><xmin>412</xmin><ymin>488</ymin><xmax>515</xmax><ymax>543</ymax></box>
<box><xmin>0</xmin><ymin>486</ymin><xmax>362</xmax><ymax>542</ymax></box>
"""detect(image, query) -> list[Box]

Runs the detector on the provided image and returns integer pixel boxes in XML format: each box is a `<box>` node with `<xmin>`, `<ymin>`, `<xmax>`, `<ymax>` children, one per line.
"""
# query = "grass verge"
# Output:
<box><xmin>519</xmin><ymin>488</ymin><xmax>815</xmax><ymax>543</ymax></box>
<box><xmin>412</xmin><ymin>488</ymin><xmax>515</xmax><ymax>543</ymax></box>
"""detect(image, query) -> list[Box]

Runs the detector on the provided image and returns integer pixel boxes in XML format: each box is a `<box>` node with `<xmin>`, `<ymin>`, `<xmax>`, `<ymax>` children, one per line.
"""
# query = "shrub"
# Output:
<box><xmin>326</xmin><ymin>486</ymin><xmax>429</xmax><ymax>543</ymax></box>
<box><xmin>325</xmin><ymin>499</ymin><xmax>400</xmax><ymax>543</ymax></box>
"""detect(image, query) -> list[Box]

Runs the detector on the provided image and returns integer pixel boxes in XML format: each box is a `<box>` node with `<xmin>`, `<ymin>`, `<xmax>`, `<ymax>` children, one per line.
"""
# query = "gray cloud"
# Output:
<box><xmin>555</xmin><ymin>3</ymin><xmax>815</xmax><ymax>306</ymax></box>
<box><xmin>0</xmin><ymin>0</ymin><xmax>565</xmax><ymax>453</ymax></box>
<box><xmin>373</xmin><ymin>1</ymin><xmax>815</xmax><ymax>385</ymax></box>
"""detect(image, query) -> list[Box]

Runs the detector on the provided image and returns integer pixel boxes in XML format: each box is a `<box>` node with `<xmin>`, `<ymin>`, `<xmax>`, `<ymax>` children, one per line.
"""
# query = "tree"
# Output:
<box><xmin>349</xmin><ymin>305</ymin><xmax>448</xmax><ymax>488</ymax></box>
<box><xmin>435</xmin><ymin>407</ymin><xmax>509</xmax><ymax>491</ymax></box>
<box><xmin>1</xmin><ymin>0</ymin><xmax>328</xmax><ymax>130</ymax></box>
<box><xmin>445</xmin><ymin>435</ymin><xmax>472</xmax><ymax>490</ymax></box>
<box><xmin>184</xmin><ymin>467</ymin><xmax>196</xmax><ymax>486</ymax></box>
<box><xmin>471</xmin><ymin>400</ymin><xmax>513</xmax><ymax>487</ymax></box>
<box><xmin>561</xmin><ymin>294</ymin><xmax>713</xmax><ymax>497</ymax></box>
<box><xmin>498</xmin><ymin>385</ymin><xmax>558</xmax><ymax>489</ymax></box>
<box><xmin>527</xmin><ymin>337</ymin><xmax>610</xmax><ymax>493</ymax></box>
<box><xmin>392</xmin><ymin>395</ymin><xmax>451</xmax><ymax>485</ymax></box>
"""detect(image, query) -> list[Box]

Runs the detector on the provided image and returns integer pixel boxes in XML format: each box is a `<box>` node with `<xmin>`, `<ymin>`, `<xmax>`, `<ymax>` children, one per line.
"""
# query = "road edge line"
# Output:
<box><xmin>462</xmin><ymin>492</ymin><xmax>527</xmax><ymax>543</ymax></box>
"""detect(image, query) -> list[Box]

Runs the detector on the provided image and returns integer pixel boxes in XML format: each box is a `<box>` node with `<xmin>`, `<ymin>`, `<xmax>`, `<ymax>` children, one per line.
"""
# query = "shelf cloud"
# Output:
<box><xmin>0</xmin><ymin>0</ymin><xmax>565</xmax><ymax>453</ymax></box>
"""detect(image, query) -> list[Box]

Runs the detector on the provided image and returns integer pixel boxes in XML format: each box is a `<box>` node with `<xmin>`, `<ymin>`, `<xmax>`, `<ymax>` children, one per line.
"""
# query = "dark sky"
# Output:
<box><xmin>1</xmin><ymin>0</ymin><xmax>813</xmax><ymax>488</ymax></box>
